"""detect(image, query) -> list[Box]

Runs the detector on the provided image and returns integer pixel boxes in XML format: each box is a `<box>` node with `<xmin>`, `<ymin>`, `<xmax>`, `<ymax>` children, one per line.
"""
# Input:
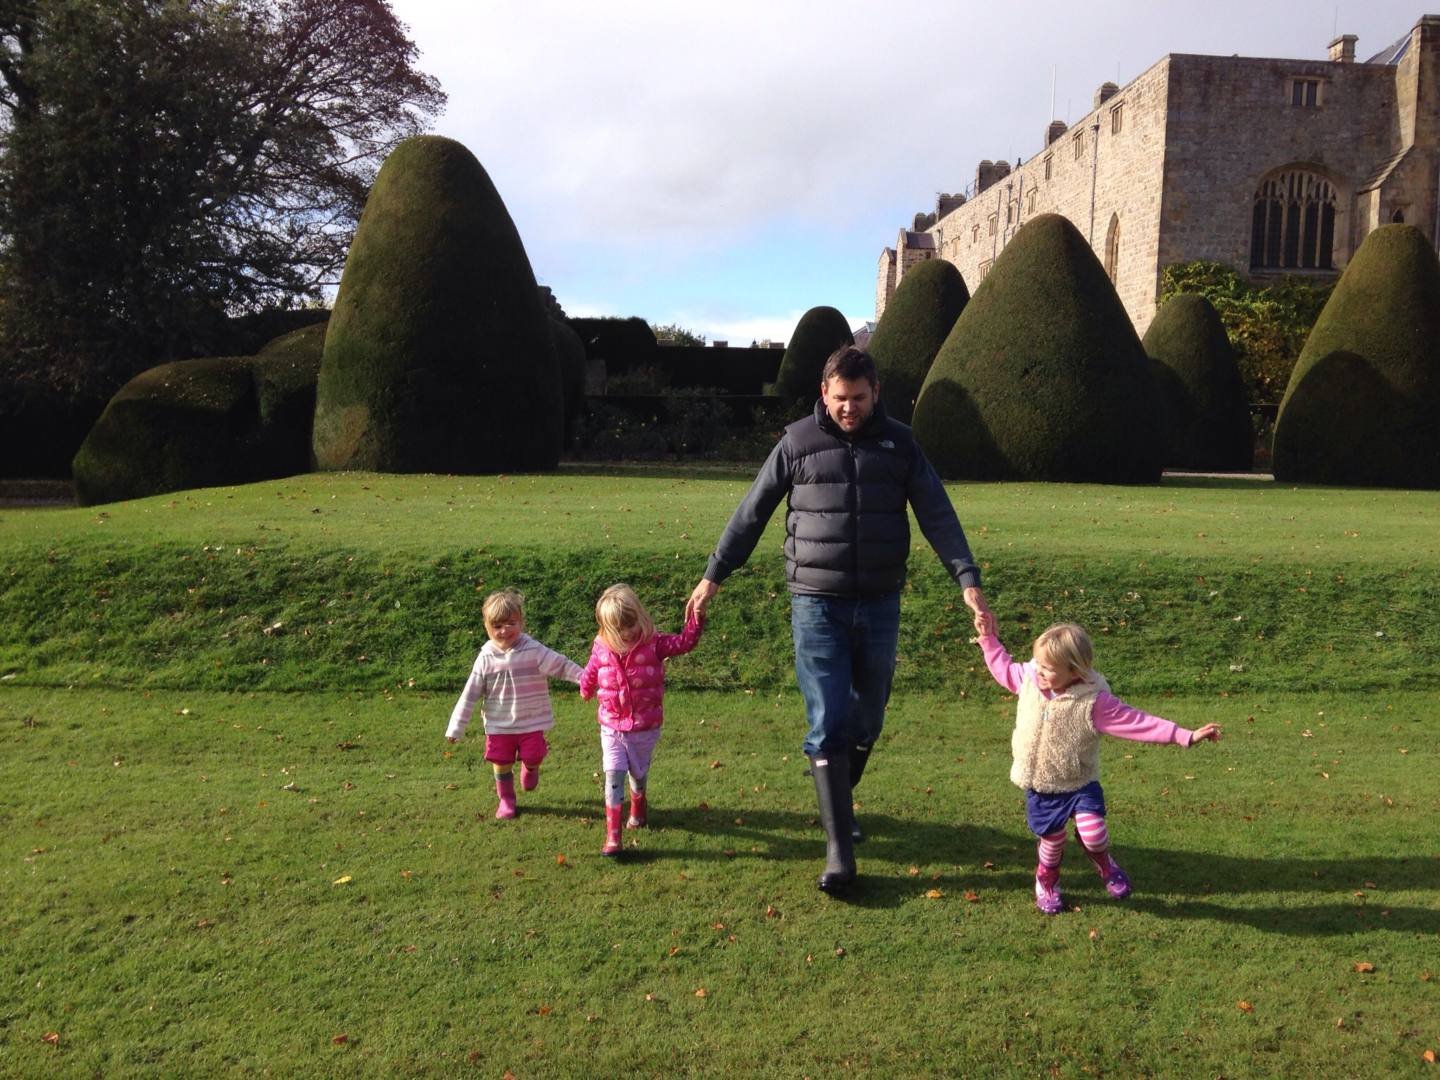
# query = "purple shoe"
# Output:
<box><xmin>1102</xmin><ymin>866</ymin><xmax>1132</xmax><ymax>900</ymax></box>
<box><xmin>1035</xmin><ymin>866</ymin><xmax>1064</xmax><ymax>915</ymax></box>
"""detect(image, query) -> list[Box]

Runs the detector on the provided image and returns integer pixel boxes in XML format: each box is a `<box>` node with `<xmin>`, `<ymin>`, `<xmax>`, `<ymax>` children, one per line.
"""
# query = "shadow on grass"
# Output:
<box><xmin>531</xmin><ymin>799</ymin><xmax>1439</xmax><ymax>932</ymax></box>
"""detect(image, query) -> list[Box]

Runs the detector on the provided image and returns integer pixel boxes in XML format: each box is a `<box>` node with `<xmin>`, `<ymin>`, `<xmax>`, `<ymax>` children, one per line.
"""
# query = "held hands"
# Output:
<box><xmin>1191</xmin><ymin>724</ymin><xmax>1222</xmax><ymax>743</ymax></box>
<box><xmin>964</xmin><ymin>586</ymin><xmax>995</xmax><ymax>637</ymax></box>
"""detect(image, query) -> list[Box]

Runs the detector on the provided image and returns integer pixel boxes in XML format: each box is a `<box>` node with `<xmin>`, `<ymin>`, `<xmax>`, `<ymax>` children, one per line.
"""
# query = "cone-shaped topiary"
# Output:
<box><xmin>911</xmin><ymin>214</ymin><xmax>1161</xmax><ymax>482</ymax></box>
<box><xmin>72</xmin><ymin>353</ymin><xmax>315</xmax><ymax>506</ymax></box>
<box><xmin>867</xmin><ymin>260</ymin><xmax>969</xmax><ymax>424</ymax></box>
<box><xmin>313</xmin><ymin>135</ymin><xmax>561</xmax><ymax>473</ymax></box>
<box><xmin>1273</xmin><ymin>224</ymin><xmax>1440</xmax><ymax>487</ymax></box>
<box><xmin>1142</xmin><ymin>293</ymin><xmax>1253</xmax><ymax>471</ymax></box>
<box><xmin>773</xmin><ymin>306</ymin><xmax>854</xmax><ymax>406</ymax></box>
<box><xmin>549</xmin><ymin>318</ymin><xmax>587</xmax><ymax>450</ymax></box>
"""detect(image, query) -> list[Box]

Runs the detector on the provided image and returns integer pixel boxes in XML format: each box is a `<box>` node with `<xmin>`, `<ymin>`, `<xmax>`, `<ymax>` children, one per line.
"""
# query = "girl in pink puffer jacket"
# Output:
<box><xmin>579</xmin><ymin>583</ymin><xmax>704</xmax><ymax>856</ymax></box>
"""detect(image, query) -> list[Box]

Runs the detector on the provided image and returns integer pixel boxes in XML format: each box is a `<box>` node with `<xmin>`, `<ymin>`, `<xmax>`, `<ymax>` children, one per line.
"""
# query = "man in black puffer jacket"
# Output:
<box><xmin>686</xmin><ymin>346</ymin><xmax>991</xmax><ymax>894</ymax></box>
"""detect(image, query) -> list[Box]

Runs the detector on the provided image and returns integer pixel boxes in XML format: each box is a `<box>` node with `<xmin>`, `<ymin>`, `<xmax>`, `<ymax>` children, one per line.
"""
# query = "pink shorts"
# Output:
<box><xmin>599</xmin><ymin>726</ymin><xmax>662</xmax><ymax>777</ymax></box>
<box><xmin>484</xmin><ymin>730</ymin><xmax>549</xmax><ymax>768</ymax></box>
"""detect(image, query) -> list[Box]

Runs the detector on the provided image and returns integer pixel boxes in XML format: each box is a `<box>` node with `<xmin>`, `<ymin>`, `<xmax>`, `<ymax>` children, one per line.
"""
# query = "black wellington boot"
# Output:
<box><xmin>848</xmin><ymin>744</ymin><xmax>872</xmax><ymax>844</ymax></box>
<box><xmin>809</xmin><ymin>751</ymin><xmax>856</xmax><ymax>894</ymax></box>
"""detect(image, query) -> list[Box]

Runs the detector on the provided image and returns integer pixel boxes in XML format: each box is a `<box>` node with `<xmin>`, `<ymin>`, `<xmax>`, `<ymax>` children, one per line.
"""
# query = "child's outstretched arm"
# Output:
<box><xmin>445</xmin><ymin>657</ymin><xmax>489</xmax><ymax>742</ymax></box>
<box><xmin>655</xmin><ymin>612</ymin><xmax>704</xmax><ymax>659</ymax></box>
<box><xmin>977</xmin><ymin>628</ymin><xmax>1028</xmax><ymax>694</ymax></box>
<box><xmin>1093</xmin><ymin>697</ymin><xmax>1222</xmax><ymax>747</ymax></box>
<box><xmin>533</xmin><ymin>640</ymin><xmax>584</xmax><ymax>684</ymax></box>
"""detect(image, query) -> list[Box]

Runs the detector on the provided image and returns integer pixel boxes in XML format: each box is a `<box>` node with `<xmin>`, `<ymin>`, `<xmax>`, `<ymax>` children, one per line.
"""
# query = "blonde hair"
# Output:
<box><xmin>1033</xmin><ymin>622</ymin><xmax>1095</xmax><ymax>682</ymax></box>
<box><xmin>595</xmin><ymin>583</ymin><xmax>654</xmax><ymax>652</ymax></box>
<box><xmin>482</xmin><ymin>588</ymin><xmax>525</xmax><ymax>628</ymax></box>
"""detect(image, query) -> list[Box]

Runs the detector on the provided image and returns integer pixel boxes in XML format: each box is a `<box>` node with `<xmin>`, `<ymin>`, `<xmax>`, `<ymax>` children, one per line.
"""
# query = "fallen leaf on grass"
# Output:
<box><xmin>332</xmin><ymin>875</ymin><xmax>352</xmax><ymax>885</ymax></box>
<box><xmin>983</xmin><ymin>861</ymin><xmax>996</xmax><ymax>870</ymax></box>
<box><xmin>907</xmin><ymin>865</ymin><xmax>920</xmax><ymax>876</ymax></box>
<box><xmin>1237</xmin><ymin>1001</ymin><xmax>1254</xmax><ymax>1014</ymax></box>
<box><xmin>834</xmin><ymin>947</ymin><xmax>846</xmax><ymax>958</ymax></box>
<box><xmin>925</xmin><ymin>889</ymin><xmax>944</xmax><ymax>899</ymax></box>
<box><xmin>444</xmin><ymin>783</ymin><xmax>458</xmax><ymax>791</ymax></box>
<box><xmin>963</xmin><ymin>890</ymin><xmax>980</xmax><ymax>902</ymax></box>
<box><xmin>1354</xmin><ymin>961</ymin><xmax>1376</xmax><ymax>973</ymax></box>
<box><xmin>1088</xmin><ymin>928</ymin><xmax>1100</xmax><ymax>941</ymax></box>
<box><xmin>536</xmin><ymin>1005</ymin><xmax>552</xmax><ymax>1016</ymax></box>
<box><xmin>555</xmin><ymin>854</ymin><xmax>567</xmax><ymax>866</ymax></box>
<box><xmin>709</xmin><ymin>760</ymin><xmax>723</xmax><ymax>769</ymax></box>
<box><xmin>711</xmin><ymin>922</ymin><xmax>725</xmax><ymax>931</ymax></box>
<box><xmin>765</xmin><ymin>905</ymin><xmax>779</xmax><ymax>918</ymax></box>
<box><xmin>694</xmin><ymin>988</ymin><xmax>708</xmax><ymax>998</ymax></box>
<box><xmin>332</xmin><ymin>1034</ymin><xmax>348</xmax><ymax>1045</ymax></box>
<box><xmin>42</xmin><ymin>1033</ymin><xmax>59</xmax><ymax>1046</ymax></box>
<box><xmin>466</xmin><ymin>1050</ymin><xmax>482</xmax><ymax>1064</ymax></box>
<box><xmin>400</xmin><ymin>870</ymin><xmax>412</xmax><ymax>881</ymax></box>
<box><xmin>1423</xmin><ymin>1049</ymin><xmax>1436</xmax><ymax>1063</ymax></box>
<box><xmin>668</xmin><ymin>946</ymin><xmax>681</xmax><ymax>957</ymax></box>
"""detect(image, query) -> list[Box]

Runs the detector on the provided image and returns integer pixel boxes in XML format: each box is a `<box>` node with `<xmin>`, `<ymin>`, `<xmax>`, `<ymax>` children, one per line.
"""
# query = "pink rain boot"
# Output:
<box><xmin>601</xmin><ymin>805</ymin><xmax>624</xmax><ymax>856</ymax></box>
<box><xmin>494</xmin><ymin>772</ymin><xmax>517</xmax><ymax>819</ymax></box>
<box><xmin>625</xmin><ymin>790</ymin><xmax>647</xmax><ymax>829</ymax></box>
<box><xmin>1085</xmin><ymin>848</ymin><xmax>1132</xmax><ymax>899</ymax></box>
<box><xmin>1035</xmin><ymin>864</ymin><xmax>1064</xmax><ymax>915</ymax></box>
<box><xmin>520</xmin><ymin>762</ymin><xmax>540</xmax><ymax>792</ymax></box>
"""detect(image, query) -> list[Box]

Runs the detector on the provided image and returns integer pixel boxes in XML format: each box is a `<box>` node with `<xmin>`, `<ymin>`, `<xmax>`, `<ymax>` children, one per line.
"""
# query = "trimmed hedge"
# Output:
<box><xmin>71</xmin><ymin>351</ymin><xmax>317</xmax><ymax>506</ymax></box>
<box><xmin>1273</xmin><ymin>224</ymin><xmax>1440</xmax><ymax>487</ymax></box>
<box><xmin>773</xmin><ymin>306</ymin><xmax>854</xmax><ymax>406</ymax></box>
<box><xmin>867</xmin><ymin>259</ymin><xmax>969</xmax><ymax>424</ymax></box>
<box><xmin>313</xmin><ymin>135</ymin><xmax>562</xmax><ymax>473</ymax></box>
<box><xmin>1142</xmin><ymin>293</ymin><xmax>1253</xmax><ymax>471</ymax></box>
<box><xmin>911</xmin><ymin>214</ymin><xmax>1161</xmax><ymax>482</ymax></box>
<box><xmin>566</xmin><ymin>316</ymin><xmax>658</xmax><ymax>375</ymax></box>
<box><xmin>549</xmin><ymin>318</ymin><xmax>587</xmax><ymax>450</ymax></box>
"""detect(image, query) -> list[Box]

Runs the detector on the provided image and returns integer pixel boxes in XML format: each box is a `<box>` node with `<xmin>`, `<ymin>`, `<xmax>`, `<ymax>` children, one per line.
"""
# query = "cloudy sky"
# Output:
<box><xmin>386</xmin><ymin>0</ymin><xmax>1425</xmax><ymax>344</ymax></box>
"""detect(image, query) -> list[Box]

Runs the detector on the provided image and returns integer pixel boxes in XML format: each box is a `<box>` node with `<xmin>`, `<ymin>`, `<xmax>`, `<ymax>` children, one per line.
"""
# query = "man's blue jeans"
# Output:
<box><xmin>790</xmin><ymin>593</ymin><xmax>901</xmax><ymax>757</ymax></box>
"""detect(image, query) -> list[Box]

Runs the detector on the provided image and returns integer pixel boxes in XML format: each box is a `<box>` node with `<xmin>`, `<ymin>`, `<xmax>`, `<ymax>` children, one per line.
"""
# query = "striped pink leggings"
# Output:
<box><xmin>1037</xmin><ymin>811</ymin><xmax>1112</xmax><ymax>869</ymax></box>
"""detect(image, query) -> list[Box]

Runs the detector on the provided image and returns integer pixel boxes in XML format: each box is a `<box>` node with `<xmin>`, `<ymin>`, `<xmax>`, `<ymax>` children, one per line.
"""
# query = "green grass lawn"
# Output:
<box><xmin>2</xmin><ymin>468</ymin><xmax>1438</xmax><ymax>1076</ymax></box>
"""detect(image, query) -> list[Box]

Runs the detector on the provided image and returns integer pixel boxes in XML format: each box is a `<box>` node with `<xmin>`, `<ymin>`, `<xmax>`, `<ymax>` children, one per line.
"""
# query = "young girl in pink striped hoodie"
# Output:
<box><xmin>974</xmin><ymin>617</ymin><xmax>1221</xmax><ymax>914</ymax></box>
<box><xmin>580</xmin><ymin>584</ymin><xmax>704</xmax><ymax>856</ymax></box>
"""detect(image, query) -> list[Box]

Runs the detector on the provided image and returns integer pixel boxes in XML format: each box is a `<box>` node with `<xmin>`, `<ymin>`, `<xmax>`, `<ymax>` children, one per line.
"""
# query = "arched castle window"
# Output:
<box><xmin>1104</xmin><ymin>214</ymin><xmax>1120</xmax><ymax>283</ymax></box>
<box><xmin>1250</xmin><ymin>168</ymin><xmax>1336</xmax><ymax>270</ymax></box>
<box><xmin>1392</xmin><ymin>209</ymin><xmax>1406</xmax><ymax>224</ymax></box>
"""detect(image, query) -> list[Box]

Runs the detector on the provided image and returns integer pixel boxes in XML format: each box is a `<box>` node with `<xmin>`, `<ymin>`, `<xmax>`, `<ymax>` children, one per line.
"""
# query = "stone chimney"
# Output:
<box><xmin>1328</xmin><ymin>34</ymin><xmax>1357</xmax><ymax>63</ymax></box>
<box><xmin>975</xmin><ymin>159</ymin><xmax>1011</xmax><ymax>195</ymax></box>
<box><xmin>936</xmin><ymin>192</ymin><xmax>966</xmax><ymax>218</ymax></box>
<box><xmin>1093</xmin><ymin>81</ymin><xmax>1119</xmax><ymax>108</ymax></box>
<box><xmin>1045</xmin><ymin>120</ymin><xmax>1068</xmax><ymax>146</ymax></box>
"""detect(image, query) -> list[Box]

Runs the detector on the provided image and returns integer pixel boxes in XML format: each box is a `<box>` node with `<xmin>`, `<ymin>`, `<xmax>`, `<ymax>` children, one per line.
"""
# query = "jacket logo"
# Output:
<box><xmin>880</xmin><ymin>440</ymin><xmax>895</xmax><ymax>449</ymax></box>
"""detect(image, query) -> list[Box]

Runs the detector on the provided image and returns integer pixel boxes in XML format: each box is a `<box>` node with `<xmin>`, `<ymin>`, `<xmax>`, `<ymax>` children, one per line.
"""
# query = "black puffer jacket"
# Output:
<box><xmin>705</xmin><ymin>399</ymin><xmax>981</xmax><ymax>597</ymax></box>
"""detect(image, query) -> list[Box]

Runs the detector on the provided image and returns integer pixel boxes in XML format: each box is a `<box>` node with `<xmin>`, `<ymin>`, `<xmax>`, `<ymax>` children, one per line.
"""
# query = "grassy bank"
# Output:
<box><xmin>2</xmin><ymin>470</ymin><xmax>1437</xmax><ymax>695</ymax></box>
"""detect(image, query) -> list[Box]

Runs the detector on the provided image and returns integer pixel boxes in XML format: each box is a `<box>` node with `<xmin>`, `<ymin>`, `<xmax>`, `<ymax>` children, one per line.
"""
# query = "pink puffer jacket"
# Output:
<box><xmin>579</xmin><ymin>617</ymin><xmax>703</xmax><ymax>732</ymax></box>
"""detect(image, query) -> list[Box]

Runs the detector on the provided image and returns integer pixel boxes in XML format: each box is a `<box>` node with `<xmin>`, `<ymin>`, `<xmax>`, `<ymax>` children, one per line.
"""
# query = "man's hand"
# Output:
<box><xmin>686</xmin><ymin>579</ymin><xmax>718</xmax><ymax>625</ymax></box>
<box><xmin>962</xmin><ymin>586</ymin><xmax>992</xmax><ymax>634</ymax></box>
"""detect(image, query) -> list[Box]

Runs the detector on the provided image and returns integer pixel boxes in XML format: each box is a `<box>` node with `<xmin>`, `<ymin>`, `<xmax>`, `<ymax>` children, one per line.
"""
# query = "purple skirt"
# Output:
<box><xmin>1025</xmin><ymin>780</ymin><xmax>1107</xmax><ymax>836</ymax></box>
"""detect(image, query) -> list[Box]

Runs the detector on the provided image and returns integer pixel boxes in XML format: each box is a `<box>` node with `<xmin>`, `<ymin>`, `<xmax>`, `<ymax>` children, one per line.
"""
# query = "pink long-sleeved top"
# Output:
<box><xmin>579</xmin><ymin>618</ymin><xmax>703</xmax><ymax>732</ymax></box>
<box><xmin>979</xmin><ymin>634</ymin><xmax>1197</xmax><ymax>746</ymax></box>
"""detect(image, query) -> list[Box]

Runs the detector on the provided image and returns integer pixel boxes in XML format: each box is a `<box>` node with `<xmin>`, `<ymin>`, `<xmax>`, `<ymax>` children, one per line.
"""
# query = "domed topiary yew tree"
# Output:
<box><xmin>1273</xmin><ymin>224</ymin><xmax>1440</xmax><ymax>487</ymax></box>
<box><xmin>313</xmin><ymin>136</ymin><xmax>562</xmax><ymax>473</ymax></box>
<box><xmin>1142</xmin><ymin>293</ymin><xmax>1253</xmax><ymax>471</ymax></box>
<box><xmin>867</xmin><ymin>259</ymin><xmax>969</xmax><ymax>424</ymax></box>
<box><xmin>911</xmin><ymin>214</ymin><xmax>1161</xmax><ymax>482</ymax></box>
<box><xmin>773</xmin><ymin>306</ymin><xmax>854</xmax><ymax>406</ymax></box>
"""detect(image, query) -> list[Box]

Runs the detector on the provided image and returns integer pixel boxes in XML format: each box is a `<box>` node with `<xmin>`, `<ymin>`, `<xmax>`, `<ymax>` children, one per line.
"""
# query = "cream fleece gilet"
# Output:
<box><xmin>1010</xmin><ymin>672</ymin><xmax>1112</xmax><ymax>793</ymax></box>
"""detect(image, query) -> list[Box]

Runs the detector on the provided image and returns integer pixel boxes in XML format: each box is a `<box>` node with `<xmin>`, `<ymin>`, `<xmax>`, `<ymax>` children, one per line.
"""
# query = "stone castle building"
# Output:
<box><xmin>877</xmin><ymin>14</ymin><xmax>1440</xmax><ymax>336</ymax></box>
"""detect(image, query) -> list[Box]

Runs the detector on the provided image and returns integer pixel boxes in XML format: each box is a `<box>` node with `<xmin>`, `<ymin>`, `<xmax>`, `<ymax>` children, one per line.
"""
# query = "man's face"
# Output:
<box><xmin>820</xmin><ymin>375</ymin><xmax>877</xmax><ymax>434</ymax></box>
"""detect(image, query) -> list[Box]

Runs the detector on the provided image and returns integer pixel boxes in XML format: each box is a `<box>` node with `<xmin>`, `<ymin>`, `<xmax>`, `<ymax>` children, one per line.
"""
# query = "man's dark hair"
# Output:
<box><xmin>821</xmin><ymin>345</ymin><xmax>878</xmax><ymax>388</ymax></box>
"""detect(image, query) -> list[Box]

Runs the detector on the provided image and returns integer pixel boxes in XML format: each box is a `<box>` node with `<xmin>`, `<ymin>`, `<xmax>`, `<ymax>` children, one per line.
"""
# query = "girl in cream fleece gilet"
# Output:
<box><xmin>975</xmin><ymin>620</ymin><xmax>1222</xmax><ymax>915</ymax></box>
